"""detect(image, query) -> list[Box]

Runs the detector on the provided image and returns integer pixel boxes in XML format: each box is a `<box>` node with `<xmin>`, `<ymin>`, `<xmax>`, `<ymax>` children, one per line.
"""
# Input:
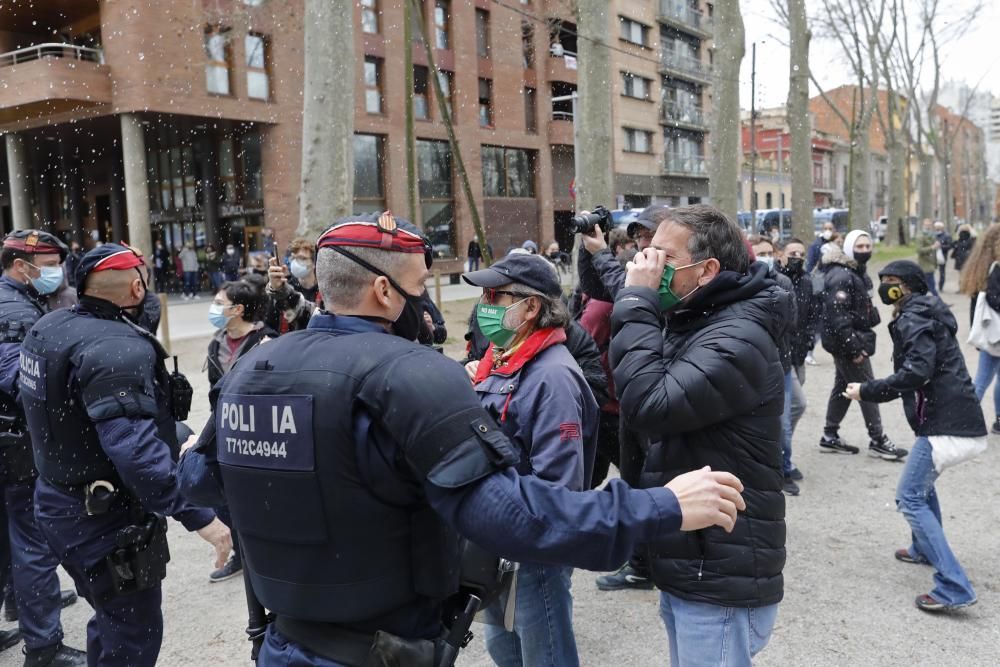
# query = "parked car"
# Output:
<box><xmin>756</xmin><ymin>209</ymin><xmax>794</xmax><ymax>239</ymax></box>
<box><xmin>611</xmin><ymin>207</ymin><xmax>644</xmax><ymax>230</ymax></box>
<box><xmin>813</xmin><ymin>208</ymin><xmax>850</xmax><ymax>235</ymax></box>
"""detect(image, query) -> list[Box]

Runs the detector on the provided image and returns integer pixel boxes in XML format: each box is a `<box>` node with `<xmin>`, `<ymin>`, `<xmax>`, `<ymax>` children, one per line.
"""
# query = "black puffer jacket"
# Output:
<box><xmin>861</xmin><ymin>294</ymin><xmax>987</xmax><ymax>438</ymax></box>
<box><xmin>766</xmin><ymin>263</ymin><xmax>796</xmax><ymax>373</ymax></box>
<box><xmin>779</xmin><ymin>262</ymin><xmax>821</xmax><ymax>366</ymax></box>
<box><xmin>610</xmin><ymin>263</ymin><xmax>787</xmax><ymax>608</ymax></box>
<box><xmin>819</xmin><ymin>248</ymin><xmax>881</xmax><ymax>359</ymax></box>
<box><xmin>578</xmin><ymin>245</ymin><xmax>627</xmax><ymax>302</ymax></box>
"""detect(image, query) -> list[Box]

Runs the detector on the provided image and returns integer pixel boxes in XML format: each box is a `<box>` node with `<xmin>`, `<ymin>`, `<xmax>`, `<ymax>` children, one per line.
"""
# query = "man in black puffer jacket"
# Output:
<box><xmin>818</xmin><ymin>231</ymin><xmax>906</xmax><ymax>460</ymax></box>
<box><xmin>611</xmin><ymin>205</ymin><xmax>786</xmax><ymax>664</ymax></box>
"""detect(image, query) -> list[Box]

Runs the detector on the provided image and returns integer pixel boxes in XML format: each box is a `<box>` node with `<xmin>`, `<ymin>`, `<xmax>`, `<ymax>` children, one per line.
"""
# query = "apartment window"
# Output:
<box><xmin>482</xmin><ymin>146</ymin><xmax>536</xmax><ymax>197</ymax></box>
<box><xmin>622</xmin><ymin>72</ymin><xmax>651</xmax><ymax>100</ymax></box>
<box><xmin>624</xmin><ymin>128</ymin><xmax>653</xmax><ymax>153</ymax></box>
<box><xmin>524</xmin><ymin>87</ymin><xmax>537</xmax><ymax>133</ymax></box>
<box><xmin>476</xmin><ymin>9</ymin><xmax>491</xmax><ymax>58</ymax></box>
<box><xmin>414</xmin><ymin>66</ymin><xmax>430</xmax><ymax>120</ymax></box>
<box><xmin>478</xmin><ymin>78</ymin><xmax>493</xmax><ymax>127</ymax></box>
<box><xmin>364</xmin><ymin>57</ymin><xmax>382</xmax><ymax>114</ymax></box>
<box><xmin>418</xmin><ymin>139</ymin><xmax>456</xmax><ymax>257</ymax></box>
<box><xmin>765</xmin><ymin>192</ymin><xmax>773</xmax><ymax>208</ymax></box>
<box><xmin>521</xmin><ymin>21</ymin><xmax>535</xmax><ymax>69</ymax></box>
<box><xmin>361</xmin><ymin>0</ymin><xmax>379</xmax><ymax>34</ymax></box>
<box><xmin>353</xmin><ymin>134</ymin><xmax>386</xmax><ymax>214</ymax></box>
<box><xmin>204</xmin><ymin>26</ymin><xmax>232</xmax><ymax>95</ymax></box>
<box><xmin>434</xmin><ymin>0</ymin><xmax>450</xmax><ymax>50</ymax></box>
<box><xmin>619</xmin><ymin>18</ymin><xmax>649</xmax><ymax>47</ymax></box>
<box><xmin>245</xmin><ymin>33</ymin><xmax>269</xmax><ymax>100</ymax></box>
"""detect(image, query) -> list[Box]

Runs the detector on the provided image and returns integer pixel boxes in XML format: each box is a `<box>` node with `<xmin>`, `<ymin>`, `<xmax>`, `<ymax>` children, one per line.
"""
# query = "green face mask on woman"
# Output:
<box><xmin>475</xmin><ymin>299</ymin><xmax>528</xmax><ymax>348</ymax></box>
<box><xmin>658</xmin><ymin>260</ymin><xmax>705</xmax><ymax>311</ymax></box>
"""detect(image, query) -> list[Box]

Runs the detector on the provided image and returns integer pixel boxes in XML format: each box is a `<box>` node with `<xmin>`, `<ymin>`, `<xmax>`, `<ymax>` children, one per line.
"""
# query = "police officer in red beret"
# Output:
<box><xmin>18</xmin><ymin>243</ymin><xmax>231</xmax><ymax>667</ymax></box>
<box><xmin>0</xmin><ymin>230</ymin><xmax>86</xmax><ymax>666</ymax></box>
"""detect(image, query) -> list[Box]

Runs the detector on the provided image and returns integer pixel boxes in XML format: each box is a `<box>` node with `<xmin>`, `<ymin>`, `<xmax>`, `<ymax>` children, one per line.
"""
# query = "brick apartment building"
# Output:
<box><xmin>0</xmin><ymin>0</ymin><xmax>715</xmax><ymax>276</ymax></box>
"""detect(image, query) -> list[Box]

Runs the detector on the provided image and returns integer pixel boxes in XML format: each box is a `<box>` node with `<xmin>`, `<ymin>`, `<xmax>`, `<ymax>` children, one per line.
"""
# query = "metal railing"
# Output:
<box><xmin>551</xmin><ymin>110</ymin><xmax>574</xmax><ymax>121</ymax></box>
<box><xmin>658</xmin><ymin>1</ymin><xmax>713</xmax><ymax>32</ymax></box>
<box><xmin>664</xmin><ymin>152</ymin><xmax>707</xmax><ymax>175</ymax></box>
<box><xmin>660</xmin><ymin>49</ymin><xmax>711</xmax><ymax>80</ymax></box>
<box><xmin>0</xmin><ymin>43</ymin><xmax>102</xmax><ymax>68</ymax></box>
<box><xmin>813</xmin><ymin>177</ymin><xmax>834</xmax><ymax>190</ymax></box>
<box><xmin>662</xmin><ymin>101</ymin><xmax>705</xmax><ymax>127</ymax></box>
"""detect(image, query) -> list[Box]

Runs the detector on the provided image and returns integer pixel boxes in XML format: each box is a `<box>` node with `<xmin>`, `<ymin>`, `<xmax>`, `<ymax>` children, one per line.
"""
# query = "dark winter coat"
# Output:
<box><xmin>205</xmin><ymin>324</ymin><xmax>277</xmax><ymax>391</ymax></box>
<box><xmin>610</xmin><ymin>263</ymin><xmax>787</xmax><ymax>608</ymax></box>
<box><xmin>577</xmin><ymin>246</ymin><xmax>627</xmax><ymax>303</ymax></box>
<box><xmin>861</xmin><ymin>294</ymin><xmax>987</xmax><ymax>438</ymax></box>
<box><xmin>819</xmin><ymin>248</ymin><xmax>881</xmax><ymax>359</ymax></box>
<box><xmin>779</xmin><ymin>262</ymin><xmax>821</xmax><ymax>366</ymax></box>
<box><xmin>766</xmin><ymin>263</ymin><xmax>797</xmax><ymax>373</ymax></box>
<box><xmin>952</xmin><ymin>233</ymin><xmax>975</xmax><ymax>271</ymax></box>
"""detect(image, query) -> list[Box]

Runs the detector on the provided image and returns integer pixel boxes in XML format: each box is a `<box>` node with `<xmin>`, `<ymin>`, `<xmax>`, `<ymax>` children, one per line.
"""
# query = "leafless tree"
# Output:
<box><xmin>708</xmin><ymin>0</ymin><xmax>745</xmax><ymax>220</ymax></box>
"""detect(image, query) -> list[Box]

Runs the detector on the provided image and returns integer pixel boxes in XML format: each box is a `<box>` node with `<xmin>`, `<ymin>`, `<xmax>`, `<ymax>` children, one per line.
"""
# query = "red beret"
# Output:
<box><xmin>316</xmin><ymin>212</ymin><xmax>429</xmax><ymax>256</ymax></box>
<box><xmin>3</xmin><ymin>230</ymin><xmax>68</xmax><ymax>259</ymax></box>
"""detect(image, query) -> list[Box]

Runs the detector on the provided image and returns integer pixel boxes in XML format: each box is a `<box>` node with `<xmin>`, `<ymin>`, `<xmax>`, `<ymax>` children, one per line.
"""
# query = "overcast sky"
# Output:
<box><xmin>737</xmin><ymin>0</ymin><xmax>1000</xmax><ymax>112</ymax></box>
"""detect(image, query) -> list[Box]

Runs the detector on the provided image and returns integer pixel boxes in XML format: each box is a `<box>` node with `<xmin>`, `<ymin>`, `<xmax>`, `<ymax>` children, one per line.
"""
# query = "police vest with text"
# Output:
<box><xmin>216</xmin><ymin>327</ymin><xmax>513</xmax><ymax>626</ymax></box>
<box><xmin>0</xmin><ymin>282</ymin><xmax>46</xmax><ymax>482</ymax></box>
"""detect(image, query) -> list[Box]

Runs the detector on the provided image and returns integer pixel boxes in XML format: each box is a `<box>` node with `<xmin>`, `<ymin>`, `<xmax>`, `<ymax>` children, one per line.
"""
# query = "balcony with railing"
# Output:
<box><xmin>813</xmin><ymin>175</ymin><xmax>835</xmax><ymax>191</ymax></box>
<box><xmin>0</xmin><ymin>43</ymin><xmax>111</xmax><ymax>120</ymax></box>
<box><xmin>657</xmin><ymin>1</ymin><xmax>713</xmax><ymax>38</ymax></box>
<box><xmin>664</xmin><ymin>152</ymin><xmax>708</xmax><ymax>177</ymax></box>
<box><xmin>661</xmin><ymin>101</ymin><xmax>707</xmax><ymax>130</ymax></box>
<box><xmin>659</xmin><ymin>49</ymin><xmax>712</xmax><ymax>84</ymax></box>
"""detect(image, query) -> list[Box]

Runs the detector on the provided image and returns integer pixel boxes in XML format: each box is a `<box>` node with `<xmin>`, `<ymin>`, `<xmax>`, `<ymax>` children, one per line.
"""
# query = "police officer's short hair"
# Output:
<box><xmin>509</xmin><ymin>281</ymin><xmax>570</xmax><ymax>330</ymax></box>
<box><xmin>0</xmin><ymin>248</ymin><xmax>33</xmax><ymax>271</ymax></box>
<box><xmin>315</xmin><ymin>246</ymin><xmax>408</xmax><ymax>310</ymax></box>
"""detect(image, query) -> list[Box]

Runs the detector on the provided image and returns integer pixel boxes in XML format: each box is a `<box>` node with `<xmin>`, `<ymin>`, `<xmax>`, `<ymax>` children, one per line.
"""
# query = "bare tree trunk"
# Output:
<box><xmin>575</xmin><ymin>0</ymin><xmax>614</xmax><ymax>211</ymax></box>
<box><xmin>938</xmin><ymin>152</ymin><xmax>952</xmax><ymax>226</ymax></box>
<box><xmin>889</xmin><ymin>136</ymin><xmax>907</xmax><ymax>244</ymax></box>
<box><xmin>918</xmin><ymin>147</ymin><xmax>934</xmax><ymax>220</ymax></box>
<box><xmin>785</xmin><ymin>0</ymin><xmax>813</xmax><ymax>240</ymax></box>
<box><xmin>708</xmin><ymin>0</ymin><xmax>745</xmax><ymax>220</ymax></box>
<box><xmin>848</xmin><ymin>122</ymin><xmax>871</xmax><ymax>230</ymax></box>
<box><xmin>298</xmin><ymin>0</ymin><xmax>354</xmax><ymax>239</ymax></box>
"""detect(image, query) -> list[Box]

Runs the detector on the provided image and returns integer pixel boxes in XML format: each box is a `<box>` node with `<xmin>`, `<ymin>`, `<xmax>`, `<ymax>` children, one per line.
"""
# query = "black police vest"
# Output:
<box><xmin>217</xmin><ymin>327</ymin><xmax>510</xmax><ymax>626</ymax></box>
<box><xmin>20</xmin><ymin>308</ymin><xmax>177</xmax><ymax>486</ymax></box>
<box><xmin>0</xmin><ymin>281</ymin><xmax>46</xmax><ymax>480</ymax></box>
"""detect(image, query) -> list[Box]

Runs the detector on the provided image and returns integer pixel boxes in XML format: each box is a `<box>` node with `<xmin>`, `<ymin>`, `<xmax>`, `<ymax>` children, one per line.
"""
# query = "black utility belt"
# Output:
<box><xmin>274</xmin><ymin>616</ymin><xmax>441</xmax><ymax>667</ymax></box>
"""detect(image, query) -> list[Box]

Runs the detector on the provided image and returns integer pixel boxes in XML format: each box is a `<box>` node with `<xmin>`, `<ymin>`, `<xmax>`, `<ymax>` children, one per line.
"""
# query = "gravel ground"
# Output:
<box><xmin>2</xmin><ymin>268</ymin><xmax>998</xmax><ymax>666</ymax></box>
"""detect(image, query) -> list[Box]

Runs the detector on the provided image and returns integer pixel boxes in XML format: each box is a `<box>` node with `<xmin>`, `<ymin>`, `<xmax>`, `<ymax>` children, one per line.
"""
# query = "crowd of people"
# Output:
<box><xmin>0</xmin><ymin>206</ymin><xmax>991</xmax><ymax>667</ymax></box>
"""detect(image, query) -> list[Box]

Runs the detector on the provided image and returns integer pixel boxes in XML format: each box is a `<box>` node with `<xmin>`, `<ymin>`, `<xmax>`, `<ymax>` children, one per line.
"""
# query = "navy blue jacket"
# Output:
<box><xmin>179</xmin><ymin>313</ymin><xmax>681</xmax><ymax>573</ymax></box>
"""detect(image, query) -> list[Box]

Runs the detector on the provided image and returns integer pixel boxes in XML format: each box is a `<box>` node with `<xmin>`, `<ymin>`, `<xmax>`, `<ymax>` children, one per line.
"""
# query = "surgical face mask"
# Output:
<box><xmin>757</xmin><ymin>257</ymin><xmax>775</xmax><ymax>271</ymax></box>
<box><xmin>821</xmin><ymin>230</ymin><xmax>833</xmax><ymax>241</ymax></box>
<box><xmin>658</xmin><ymin>260</ymin><xmax>705</xmax><ymax>311</ymax></box>
<box><xmin>475</xmin><ymin>299</ymin><xmax>529</xmax><ymax>348</ymax></box>
<box><xmin>25</xmin><ymin>263</ymin><xmax>64</xmax><ymax>296</ymax></box>
<box><xmin>289</xmin><ymin>259</ymin><xmax>312</xmax><ymax>280</ymax></box>
<box><xmin>208</xmin><ymin>303</ymin><xmax>231</xmax><ymax>329</ymax></box>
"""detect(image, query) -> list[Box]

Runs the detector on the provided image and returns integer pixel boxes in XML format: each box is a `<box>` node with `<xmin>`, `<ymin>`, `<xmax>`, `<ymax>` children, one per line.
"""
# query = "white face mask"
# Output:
<box><xmin>226</xmin><ymin>248</ymin><xmax>235</xmax><ymax>255</ymax></box>
<box><xmin>821</xmin><ymin>230</ymin><xmax>833</xmax><ymax>240</ymax></box>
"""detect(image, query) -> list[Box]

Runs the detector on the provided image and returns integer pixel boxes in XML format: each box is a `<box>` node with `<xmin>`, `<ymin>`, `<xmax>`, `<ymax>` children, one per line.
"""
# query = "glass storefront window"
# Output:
<box><xmin>481</xmin><ymin>146</ymin><xmax>536</xmax><ymax>197</ymax></box>
<box><xmin>239</xmin><ymin>131</ymin><xmax>263</xmax><ymax>202</ymax></box>
<box><xmin>417</xmin><ymin>139</ymin><xmax>454</xmax><ymax>257</ymax></box>
<box><xmin>353</xmin><ymin>134</ymin><xmax>386</xmax><ymax>213</ymax></box>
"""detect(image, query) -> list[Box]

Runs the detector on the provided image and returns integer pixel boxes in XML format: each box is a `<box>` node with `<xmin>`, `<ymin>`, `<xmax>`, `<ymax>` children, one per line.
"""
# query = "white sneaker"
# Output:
<box><xmin>805</xmin><ymin>353</ymin><xmax>818</xmax><ymax>366</ymax></box>
<box><xmin>193</xmin><ymin>294</ymin><xmax>201</xmax><ymax>300</ymax></box>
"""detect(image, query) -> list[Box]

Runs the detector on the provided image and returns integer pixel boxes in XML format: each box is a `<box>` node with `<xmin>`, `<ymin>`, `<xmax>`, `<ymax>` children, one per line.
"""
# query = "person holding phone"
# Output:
<box><xmin>265</xmin><ymin>237</ymin><xmax>321</xmax><ymax>334</ymax></box>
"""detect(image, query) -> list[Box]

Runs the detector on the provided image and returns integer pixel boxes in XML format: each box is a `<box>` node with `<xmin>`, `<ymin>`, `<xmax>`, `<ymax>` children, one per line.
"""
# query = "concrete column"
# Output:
<box><xmin>4</xmin><ymin>134</ymin><xmax>33</xmax><ymax>231</ymax></box>
<box><xmin>109</xmin><ymin>151</ymin><xmax>126</xmax><ymax>243</ymax></box>
<box><xmin>119</xmin><ymin>113</ymin><xmax>152</xmax><ymax>260</ymax></box>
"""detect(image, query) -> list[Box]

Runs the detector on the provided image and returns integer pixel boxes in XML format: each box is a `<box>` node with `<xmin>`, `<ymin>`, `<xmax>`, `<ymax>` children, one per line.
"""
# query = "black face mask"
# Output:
<box><xmin>960</xmin><ymin>231</ymin><xmax>971</xmax><ymax>240</ymax></box>
<box><xmin>853</xmin><ymin>251</ymin><xmax>872</xmax><ymax>265</ymax></box>
<box><xmin>878</xmin><ymin>282</ymin><xmax>905</xmax><ymax>305</ymax></box>
<box><xmin>121</xmin><ymin>269</ymin><xmax>148</xmax><ymax>324</ymax></box>
<box><xmin>329</xmin><ymin>247</ymin><xmax>426</xmax><ymax>341</ymax></box>
<box><xmin>784</xmin><ymin>257</ymin><xmax>804</xmax><ymax>274</ymax></box>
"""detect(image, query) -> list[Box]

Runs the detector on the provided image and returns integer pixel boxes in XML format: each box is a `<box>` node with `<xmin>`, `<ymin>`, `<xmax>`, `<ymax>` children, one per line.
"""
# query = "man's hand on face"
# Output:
<box><xmin>666</xmin><ymin>466</ymin><xmax>747</xmax><ymax>533</ymax></box>
<box><xmin>624</xmin><ymin>247</ymin><xmax>667</xmax><ymax>290</ymax></box>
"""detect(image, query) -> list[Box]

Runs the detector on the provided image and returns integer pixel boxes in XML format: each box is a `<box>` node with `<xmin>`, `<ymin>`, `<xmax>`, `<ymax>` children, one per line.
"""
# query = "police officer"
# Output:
<box><xmin>19</xmin><ymin>243</ymin><xmax>231</xmax><ymax>667</ymax></box>
<box><xmin>178</xmin><ymin>213</ymin><xmax>747</xmax><ymax>666</ymax></box>
<box><xmin>0</xmin><ymin>231</ymin><xmax>86</xmax><ymax>666</ymax></box>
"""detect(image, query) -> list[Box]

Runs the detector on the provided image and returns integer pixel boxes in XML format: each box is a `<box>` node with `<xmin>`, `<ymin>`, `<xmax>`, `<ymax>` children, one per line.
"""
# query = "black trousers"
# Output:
<box><xmin>824</xmin><ymin>355</ymin><xmax>883</xmax><ymax>440</ymax></box>
<box><xmin>589</xmin><ymin>412</ymin><xmax>621</xmax><ymax>490</ymax></box>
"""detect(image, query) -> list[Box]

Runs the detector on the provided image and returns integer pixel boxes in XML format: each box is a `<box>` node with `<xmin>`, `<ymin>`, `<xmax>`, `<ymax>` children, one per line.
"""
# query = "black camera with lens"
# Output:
<box><xmin>569</xmin><ymin>206</ymin><xmax>612</xmax><ymax>235</ymax></box>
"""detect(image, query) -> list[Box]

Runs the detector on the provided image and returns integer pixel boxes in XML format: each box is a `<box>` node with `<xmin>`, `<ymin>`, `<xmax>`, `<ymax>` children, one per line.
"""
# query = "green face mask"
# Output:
<box><xmin>475</xmin><ymin>300</ymin><xmax>527</xmax><ymax>348</ymax></box>
<box><xmin>658</xmin><ymin>260</ymin><xmax>704</xmax><ymax>311</ymax></box>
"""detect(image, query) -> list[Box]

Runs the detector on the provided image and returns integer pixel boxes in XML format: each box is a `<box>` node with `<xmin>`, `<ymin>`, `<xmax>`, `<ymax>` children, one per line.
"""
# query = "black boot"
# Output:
<box><xmin>3</xmin><ymin>587</ymin><xmax>16</xmax><ymax>622</ymax></box>
<box><xmin>22</xmin><ymin>643</ymin><xmax>87</xmax><ymax>667</ymax></box>
<box><xmin>0</xmin><ymin>628</ymin><xmax>21</xmax><ymax>652</ymax></box>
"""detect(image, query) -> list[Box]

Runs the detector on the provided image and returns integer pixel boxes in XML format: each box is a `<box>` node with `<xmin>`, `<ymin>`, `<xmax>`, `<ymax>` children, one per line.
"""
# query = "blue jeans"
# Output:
<box><xmin>973</xmin><ymin>350</ymin><xmax>1000</xmax><ymax>418</ymax></box>
<box><xmin>183</xmin><ymin>270</ymin><xmax>199</xmax><ymax>296</ymax></box>
<box><xmin>895</xmin><ymin>437</ymin><xmax>976</xmax><ymax>606</ymax></box>
<box><xmin>484</xmin><ymin>564</ymin><xmax>578</xmax><ymax>667</ymax></box>
<box><xmin>659</xmin><ymin>592</ymin><xmax>778</xmax><ymax>667</ymax></box>
<box><xmin>781</xmin><ymin>368</ymin><xmax>807</xmax><ymax>475</ymax></box>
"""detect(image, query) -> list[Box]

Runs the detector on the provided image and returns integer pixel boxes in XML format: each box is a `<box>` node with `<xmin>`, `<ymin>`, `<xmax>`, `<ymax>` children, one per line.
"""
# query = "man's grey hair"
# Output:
<box><xmin>509</xmin><ymin>281</ymin><xmax>569</xmax><ymax>330</ymax></box>
<box><xmin>316</xmin><ymin>246</ymin><xmax>408</xmax><ymax>310</ymax></box>
<box><xmin>649</xmin><ymin>205</ymin><xmax>750</xmax><ymax>273</ymax></box>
